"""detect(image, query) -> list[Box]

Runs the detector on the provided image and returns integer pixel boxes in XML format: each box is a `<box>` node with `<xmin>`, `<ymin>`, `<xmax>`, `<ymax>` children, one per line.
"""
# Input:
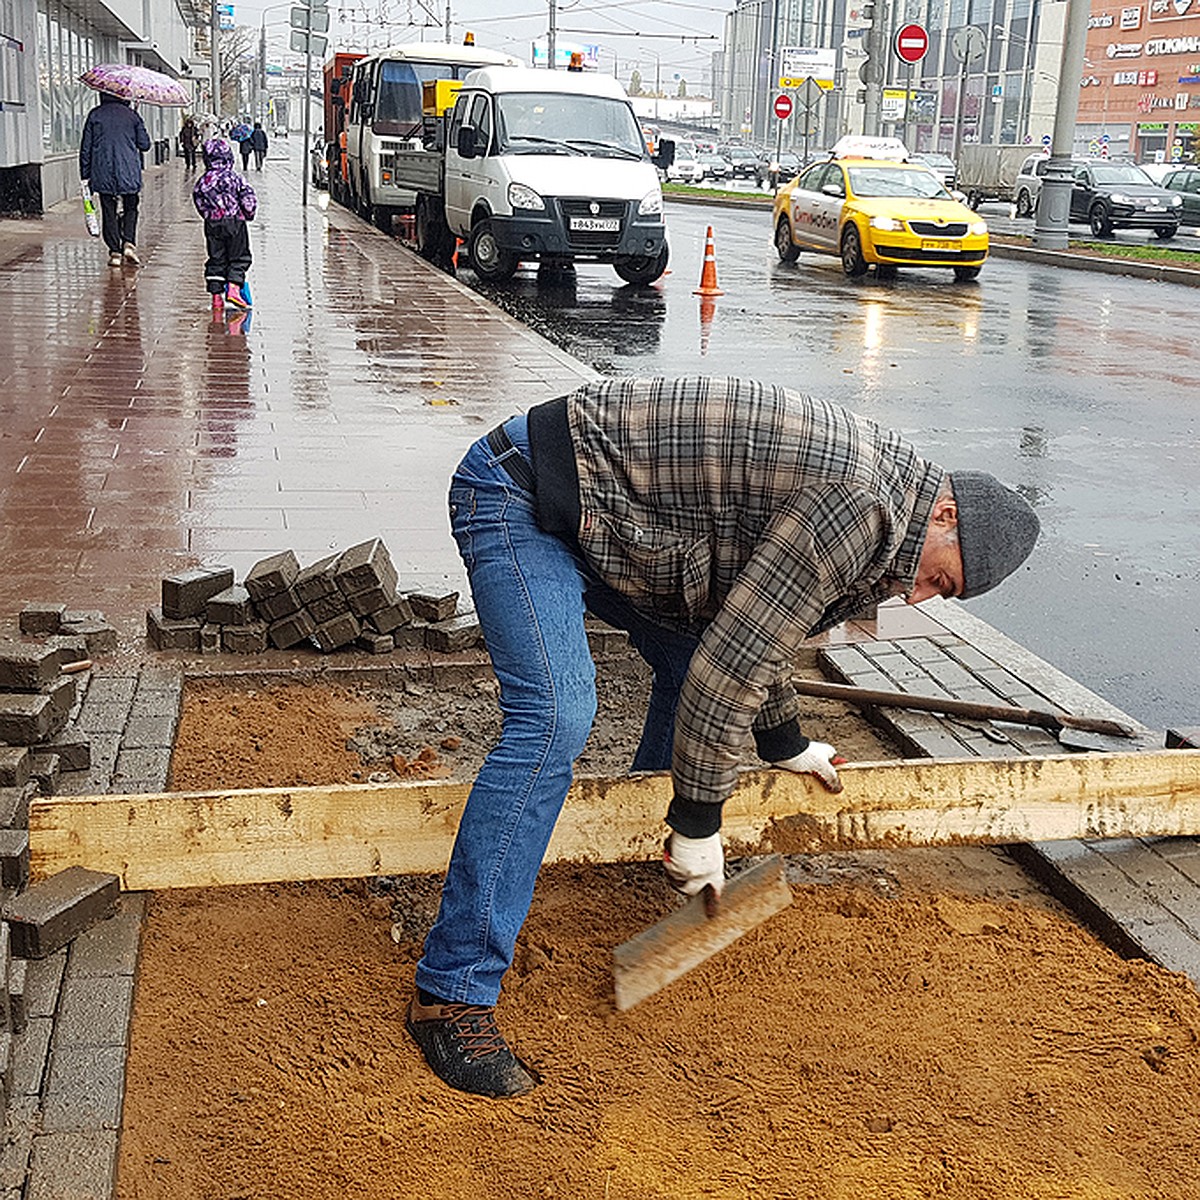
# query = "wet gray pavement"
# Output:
<box><xmin>0</xmin><ymin>144</ymin><xmax>594</xmax><ymax>642</ymax></box>
<box><xmin>463</xmin><ymin>201</ymin><xmax>1200</xmax><ymax>733</ymax></box>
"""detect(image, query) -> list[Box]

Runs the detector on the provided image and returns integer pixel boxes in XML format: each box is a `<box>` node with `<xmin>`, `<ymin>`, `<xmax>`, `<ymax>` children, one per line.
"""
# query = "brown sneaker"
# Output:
<box><xmin>406</xmin><ymin>994</ymin><xmax>538</xmax><ymax>1098</ymax></box>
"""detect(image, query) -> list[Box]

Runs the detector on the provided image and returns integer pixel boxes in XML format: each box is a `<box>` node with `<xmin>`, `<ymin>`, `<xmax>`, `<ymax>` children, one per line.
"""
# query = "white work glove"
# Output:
<box><xmin>663</xmin><ymin>831</ymin><xmax>725</xmax><ymax>899</ymax></box>
<box><xmin>776</xmin><ymin>741</ymin><xmax>845</xmax><ymax>793</ymax></box>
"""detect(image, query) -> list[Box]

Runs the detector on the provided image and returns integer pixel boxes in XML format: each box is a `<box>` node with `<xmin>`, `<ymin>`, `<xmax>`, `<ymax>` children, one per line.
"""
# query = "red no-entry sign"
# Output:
<box><xmin>894</xmin><ymin>23</ymin><xmax>929</xmax><ymax>64</ymax></box>
<box><xmin>773</xmin><ymin>94</ymin><xmax>793</xmax><ymax>119</ymax></box>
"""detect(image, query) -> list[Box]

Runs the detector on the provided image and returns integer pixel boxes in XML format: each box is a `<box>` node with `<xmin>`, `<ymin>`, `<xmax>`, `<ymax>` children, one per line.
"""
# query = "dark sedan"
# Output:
<box><xmin>1161</xmin><ymin>166</ymin><xmax>1200</xmax><ymax>225</ymax></box>
<box><xmin>1068</xmin><ymin>161</ymin><xmax>1183</xmax><ymax>238</ymax></box>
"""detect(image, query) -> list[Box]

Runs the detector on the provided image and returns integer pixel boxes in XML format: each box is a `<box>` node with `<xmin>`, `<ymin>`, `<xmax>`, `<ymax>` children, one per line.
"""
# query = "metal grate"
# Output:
<box><xmin>908</xmin><ymin>221</ymin><xmax>969</xmax><ymax>237</ymax></box>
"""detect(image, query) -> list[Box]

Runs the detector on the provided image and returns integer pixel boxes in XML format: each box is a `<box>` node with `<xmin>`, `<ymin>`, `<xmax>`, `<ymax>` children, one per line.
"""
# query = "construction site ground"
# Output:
<box><xmin>110</xmin><ymin>655</ymin><xmax>1200</xmax><ymax>1200</ymax></box>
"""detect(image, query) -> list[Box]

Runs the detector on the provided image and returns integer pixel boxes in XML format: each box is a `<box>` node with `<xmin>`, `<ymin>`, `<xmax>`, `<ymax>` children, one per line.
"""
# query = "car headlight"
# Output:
<box><xmin>508</xmin><ymin>182</ymin><xmax>545</xmax><ymax>211</ymax></box>
<box><xmin>638</xmin><ymin>190</ymin><xmax>663</xmax><ymax>216</ymax></box>
<box><xmin>969</xmin><ymin>220</ymin><xmax>988</xmax><ymax>236</ymax></box>
<box><xmin>1170</xmin><ymin>194</ymin><xmax>1182</xmax><ymax>206</ymax></box>
<box><xmin>1109</xmin><ymin>192</ymin><xmax>1131</xmax><ymax>205</ymax></box>
<box><xmin>869</xmin><ymin>215</ymin><xmax>903</xmax><ymax>231</ymax></box>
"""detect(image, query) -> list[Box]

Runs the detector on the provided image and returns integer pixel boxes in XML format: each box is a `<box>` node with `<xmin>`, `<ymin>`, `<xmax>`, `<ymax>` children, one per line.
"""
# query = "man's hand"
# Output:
<box><xmin>663</xmin><ymin>831</ymin><xmax>725</xmax><ymax>898</ymax></box>
<box><xmin>776</xmin><ymin>742</ymin><xmax>845</xmax><ymax>793</ymax></box>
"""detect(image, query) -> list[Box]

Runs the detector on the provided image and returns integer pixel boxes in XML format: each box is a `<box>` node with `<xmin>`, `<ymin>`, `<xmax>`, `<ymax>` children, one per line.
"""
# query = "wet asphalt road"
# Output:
<box><xmin>461</xmin><ymin>202</ymin><xmax>1199</xmax><ymax>732</ymax></box>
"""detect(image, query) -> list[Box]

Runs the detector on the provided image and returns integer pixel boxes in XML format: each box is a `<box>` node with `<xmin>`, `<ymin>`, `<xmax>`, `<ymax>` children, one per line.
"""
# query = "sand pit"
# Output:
<box><xmin>116</xmin><ymin>668</ymin><xmax>1200</xmax><ymax>1199</ymax></box>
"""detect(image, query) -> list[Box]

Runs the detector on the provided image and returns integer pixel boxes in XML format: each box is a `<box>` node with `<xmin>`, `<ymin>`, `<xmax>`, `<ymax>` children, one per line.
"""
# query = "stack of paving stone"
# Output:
<box><xmin>147</xmin><ymin>539</ymin><xmax>481</xmax><ymax>656</ymax></box>
<box><xmin>0</xmin><ymin>612</ymin><xmax>96</xmax><ymax>829</ymax></box>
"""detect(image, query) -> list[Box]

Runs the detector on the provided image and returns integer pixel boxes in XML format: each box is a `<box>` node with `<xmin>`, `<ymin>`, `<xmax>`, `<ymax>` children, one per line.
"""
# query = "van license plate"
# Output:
<box><xmin>921</xmin><ymin>239</ymin><xmax>956</xmax><ymax>251</ymax></box>
<box><xmin>570</xmin><ymin>217</ymin><xmax>620</xmax><ymax>232</ymax></box>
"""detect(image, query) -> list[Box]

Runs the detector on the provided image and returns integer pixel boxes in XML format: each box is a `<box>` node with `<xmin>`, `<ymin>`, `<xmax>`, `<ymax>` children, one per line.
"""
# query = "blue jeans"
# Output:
<box><xmin>415</xmin><ymin>415</ymin><xmax>698</xmax><ymax>1006</ymax></box>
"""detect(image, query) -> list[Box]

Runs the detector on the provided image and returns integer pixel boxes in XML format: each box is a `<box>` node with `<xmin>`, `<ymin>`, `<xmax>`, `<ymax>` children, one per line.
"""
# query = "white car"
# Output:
<box><xmin>666</xmin><ymin>141</ymin><xmax>703</xmax><ymax>183</ymax></box>
<box><xmin>273</xmin><ymin>125</ymin><xmax>288</xmax><ymax>138</ymax></box>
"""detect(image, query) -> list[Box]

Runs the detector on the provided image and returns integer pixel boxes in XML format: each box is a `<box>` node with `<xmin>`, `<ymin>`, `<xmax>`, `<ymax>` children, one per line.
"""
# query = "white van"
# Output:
<box><xmin>442</xmin><ymin>66</ymin><xmax>669</xmax><ymax>284</ymax></box>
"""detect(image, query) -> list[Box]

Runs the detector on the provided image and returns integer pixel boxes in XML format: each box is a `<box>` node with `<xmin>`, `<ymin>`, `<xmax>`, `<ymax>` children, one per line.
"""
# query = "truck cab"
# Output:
<box><xmin>441</xmin><ymin>66</ymin><xmax>668</xmax><ymax>284</ymax></box>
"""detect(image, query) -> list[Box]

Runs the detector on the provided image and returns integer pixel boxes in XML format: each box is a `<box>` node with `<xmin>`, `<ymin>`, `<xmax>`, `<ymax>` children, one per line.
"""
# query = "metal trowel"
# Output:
<box><xmin>613</xmin><ymin>854</ymin><xmax>793</xmax><ymax>1011</ymax></box>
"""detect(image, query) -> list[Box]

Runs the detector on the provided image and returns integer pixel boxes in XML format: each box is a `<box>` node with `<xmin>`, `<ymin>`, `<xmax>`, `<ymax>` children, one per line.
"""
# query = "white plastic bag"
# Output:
<box><xmin>79</xmin><ymin>180</ymin><xmax>100</xmax><ymax>237</ymax></box>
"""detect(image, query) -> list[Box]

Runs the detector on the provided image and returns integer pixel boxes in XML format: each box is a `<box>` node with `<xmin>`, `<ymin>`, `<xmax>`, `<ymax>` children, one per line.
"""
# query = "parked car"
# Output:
<box><xmin>697</xmin><ymin>152</ymin><xmax>730</xmax><ymax>181</ymax></box>
<box><xmin>911</xmin><ymin>152</ymin><xmax>957</xmax><ymax>191</ymax></box>
<box><xmin>1161</xmin><ymin>165</ymin><xmax>1200</xmax><ymax>224</ymax></box>
<box><xmin>773</xmin><ymin>137</ymin><xmax>988</xmax><ymax>280</ymax></box>
<box><xmin>1013</xmin><ymin>153</ymin><xmax>1053</xmax><ymax>217</ymax></box>
<box><xmin>719</xmin><ymin>145</ymin><xmax>758</xmax><ymax>179</ymax></box>
<box><xmin>273</xmin><ymin>125</ymin><xmax>288</xmax><ymax>138</ymax></box>
<box><xmin>665</xmin><ymin>139</ymin><xmax>703</xmax><ymax>183</ymax></box>
<box><xmin>1068</xmin><ymin>160</ymin><xmax>1183</xmax><ymax>237</ymax></box>
<box><xmin>756</xmin><ymin>150</ymin><xmax>801</xmax><ymax>187</ymax></box>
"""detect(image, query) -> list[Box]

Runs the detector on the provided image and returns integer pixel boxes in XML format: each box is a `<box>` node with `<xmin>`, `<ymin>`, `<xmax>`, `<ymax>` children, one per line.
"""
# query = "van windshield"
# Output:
<box><xmin>375</xmin><ymin>59</ymin><xmax>480</xmax><ymax>135</ymax></box>
<box><xmin>495</xmin><ymin>93</ymin><xmax>646</xmax><ymax>159</ymax></box>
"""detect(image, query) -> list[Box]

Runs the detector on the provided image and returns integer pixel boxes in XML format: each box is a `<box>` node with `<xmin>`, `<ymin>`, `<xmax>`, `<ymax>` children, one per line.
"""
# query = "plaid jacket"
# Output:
<box><xmin>545</xmin><ymin>376</ymin><xmax>945</xmax><ymax>834</ymax></box>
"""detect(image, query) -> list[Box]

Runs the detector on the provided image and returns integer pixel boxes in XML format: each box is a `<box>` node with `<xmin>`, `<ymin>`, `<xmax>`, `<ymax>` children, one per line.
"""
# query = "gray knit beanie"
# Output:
<box><xmin>949</xmin><ymin>471</ymin><xmax>1040</xmax><ymax>599</ymax></box>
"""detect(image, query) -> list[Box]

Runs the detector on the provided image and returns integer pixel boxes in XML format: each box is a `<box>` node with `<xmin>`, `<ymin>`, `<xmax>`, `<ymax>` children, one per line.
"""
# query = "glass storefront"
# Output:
<box><xmin>37</xmin><ymin>0</ymin><xmax>119</xmax><ymax>156</ymax></box>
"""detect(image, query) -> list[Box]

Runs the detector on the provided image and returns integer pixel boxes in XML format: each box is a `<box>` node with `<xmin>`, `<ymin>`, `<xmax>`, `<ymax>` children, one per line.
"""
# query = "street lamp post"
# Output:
<box><xmin>641</xmin><ymin>50</ymin><xmax>662</xmax><ymax>121</ymax></box>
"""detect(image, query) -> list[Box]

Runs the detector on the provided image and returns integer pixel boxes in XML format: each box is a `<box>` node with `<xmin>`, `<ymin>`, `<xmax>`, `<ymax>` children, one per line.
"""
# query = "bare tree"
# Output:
<box><xmin>219</xmin><ymin>26</ymin><xmax>258</xmax><ymax>116</ymax></box>
<box><xmin>629</xmin><ymin>69</ymin><xmax>643</xmax><ymax>96</ymax></box>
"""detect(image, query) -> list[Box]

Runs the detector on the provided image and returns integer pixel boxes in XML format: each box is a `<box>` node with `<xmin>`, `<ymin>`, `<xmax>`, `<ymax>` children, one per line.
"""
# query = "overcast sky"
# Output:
<box><xmin>230</xmin><ymin>0</ymin><xmax>729</xmax><ymax>94</ymax></box>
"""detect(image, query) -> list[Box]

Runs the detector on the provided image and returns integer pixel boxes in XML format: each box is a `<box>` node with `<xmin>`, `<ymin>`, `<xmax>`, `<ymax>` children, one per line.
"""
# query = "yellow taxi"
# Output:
<box><xmin>772</xmin><ymin>136</ymin><xmax>988</xmax><ymax>280</ymax></box>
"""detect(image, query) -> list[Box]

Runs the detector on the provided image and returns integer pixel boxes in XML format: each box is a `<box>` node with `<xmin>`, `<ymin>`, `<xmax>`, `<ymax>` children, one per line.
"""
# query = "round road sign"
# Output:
<box><xmin>773</xmin><ymin>93</ymin><xmax>793</xmax><ymax>119</ymax></box>
<box><xmin>895</xmin><ymin>23</ymin><xmax>929</xmax><ymax>64</ymax></box>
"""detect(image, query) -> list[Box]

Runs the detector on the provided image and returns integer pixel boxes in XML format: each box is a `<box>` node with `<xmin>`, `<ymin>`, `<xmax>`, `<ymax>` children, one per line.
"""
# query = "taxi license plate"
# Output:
<box><xmin>921</xmin><ymin>239</ymin><xmax>957</xmax><ymax>251</ymax></box>
<box><xmin>570</xmin><ymin>216</ymin><xmax>620</xmax><ymax>232</ymax></box>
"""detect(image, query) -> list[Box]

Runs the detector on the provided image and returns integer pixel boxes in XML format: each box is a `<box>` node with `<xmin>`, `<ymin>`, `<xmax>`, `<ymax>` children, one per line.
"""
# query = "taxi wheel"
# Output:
<box><xmin>953</xmin><ymin>266</ymin><xmax>982</xmax><ymax>281</ymax></box>
<box><xmin>775</xmin><ymin>218</ymin><xmax>800</xmax><ymax>263</ymax></box>
<box><xmin>840</xmin><ymin>226</ymin><xmax>868</xmax><ymax>277</ymax></box>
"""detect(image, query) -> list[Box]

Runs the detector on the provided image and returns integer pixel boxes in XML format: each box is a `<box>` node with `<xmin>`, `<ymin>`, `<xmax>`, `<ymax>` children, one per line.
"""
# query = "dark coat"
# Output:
<box><xmin>249</xmin><ymin>127</ymin><xmax>268</xmax><ymax>153</ymax></box>
<box><xmin>79</xmin><ymin>93</ymin><xmax>151</xmax><ymax>195</ymax></box>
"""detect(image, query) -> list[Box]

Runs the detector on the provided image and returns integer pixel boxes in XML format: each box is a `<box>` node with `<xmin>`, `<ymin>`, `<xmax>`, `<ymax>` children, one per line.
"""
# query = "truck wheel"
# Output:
<box><xmin>614</xmin><ymin>244</ymin><xmax>669</xmax><ymax>285</ymax></box>
<box><xmin>1089</xmin><ymin>203</ymin><xmax>1113</xmax><ymax>237</ymax></box>
<box><xmin>415</xmin><ymin>196</ymin><xmax>455</xmax><ymax>263</ymax></box>
<box><xmin>840</xmin><ymin>226</ymin><xmax>867</xmax><ymax>277</ymax></box>
<box><xmin>1015</xmin><ymin>189</ymin><xmax>1033</xmax><ymax>218</ymax></box>
<box><xmin>468</xmin><ymin>218</ymin><xmax>518</xmax><ymax>282</ymax></box>
<box><xmin>775</xmin><ymin>217</ymin><xmax>800</xmax><ymax>262</ymax></box>
<box><xmin>1154</xmin><ymin>224</ymin><xmax>1179</xmax><ymax>240</ymax></box>
<box><xmin>372</xmin><ymin>205</ymin><xmax>394</xmax><ymax>233</ymax></box>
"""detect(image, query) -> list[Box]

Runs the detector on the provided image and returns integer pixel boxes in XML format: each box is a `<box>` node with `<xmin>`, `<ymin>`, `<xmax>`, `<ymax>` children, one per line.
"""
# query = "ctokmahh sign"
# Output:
<box><xmin>894</xmin><ymin>23</ymin><xmax>929</xmax><ymax>64</ymax></box>
<box><xmin>773</xmin><ymin>93</ymin><xmax>794</xmax><ymax>119</ymax></box>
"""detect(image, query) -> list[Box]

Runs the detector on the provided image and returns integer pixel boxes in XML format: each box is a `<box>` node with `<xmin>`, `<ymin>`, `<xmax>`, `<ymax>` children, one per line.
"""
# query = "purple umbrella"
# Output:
<box><xmin>79</xmin><ymin>63</ymin><xmax>190</xmax><ymax>107</ymax></box>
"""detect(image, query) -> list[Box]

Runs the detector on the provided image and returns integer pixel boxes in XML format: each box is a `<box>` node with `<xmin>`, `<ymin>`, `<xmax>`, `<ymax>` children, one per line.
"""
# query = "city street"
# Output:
<box><xmin>463</xmin><ymin>200</ymin><xmax>1200</xmax><ymax>731</ymax></box>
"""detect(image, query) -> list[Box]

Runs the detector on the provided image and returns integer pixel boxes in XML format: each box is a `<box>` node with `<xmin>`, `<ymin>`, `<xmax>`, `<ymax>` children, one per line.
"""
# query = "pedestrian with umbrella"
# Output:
<box><xmin>230</xmin><ymin>121</ymin><xmax>254</xmax><ymax>173</ymax></box>
<box><xmin>78</xmin><ymin>64</ymin><xmax>190</xmax><ymax>267</ymax></box>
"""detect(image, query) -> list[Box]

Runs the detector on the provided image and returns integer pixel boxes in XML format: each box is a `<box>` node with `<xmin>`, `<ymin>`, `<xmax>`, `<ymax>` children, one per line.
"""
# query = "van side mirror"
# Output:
<box><xmin>652</xmin><ymin>139</ymin><xmax>675</xmax><ymax>171</ymax></box>
<box><xmin>457</xmin><ymin>126</ymin><xmax>477</xmax><ymax>158</ymax></box>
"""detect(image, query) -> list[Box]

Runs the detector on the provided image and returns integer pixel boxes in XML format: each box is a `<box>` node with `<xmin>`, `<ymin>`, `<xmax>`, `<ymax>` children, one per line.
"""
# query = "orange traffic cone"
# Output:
<box><xmin>698</xmin><ymin>294</ymin><xmax>717</xmax><ymax>357</ymax></box>
<box><xmin>452</xmin><ymin>237</ymin><xmax>463</xmax><ymax>270</ymax></box>
<box><xmin>694</xmin><ymin>225</ymin><xmax>724</xmax><ymax>297</ymax></box>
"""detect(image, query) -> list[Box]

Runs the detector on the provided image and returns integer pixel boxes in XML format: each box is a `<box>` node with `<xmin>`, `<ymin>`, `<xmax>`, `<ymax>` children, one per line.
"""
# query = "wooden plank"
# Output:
<box><xmin>27</xmin><ymin>750</ymin><xmax>1200</xmax><ymax>892</ymax></box>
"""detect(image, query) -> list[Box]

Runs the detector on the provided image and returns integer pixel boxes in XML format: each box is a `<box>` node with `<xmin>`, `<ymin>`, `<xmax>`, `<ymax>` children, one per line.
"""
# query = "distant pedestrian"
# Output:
<box><xmin>193</xmin><ymin>139</ymin><xmax>257</xmax><ymax>316</ymax></box>
<box><xmin>238</xmin><ymin>128</ymin><xmax>253</xmax><ymax>174</ymax></box>
<box><xmin>181</xmin><ymin>117</ymin><xmax>200</xmax><ymax>172</ymax></box>
<box><xmin>249</xmin><ymin>122</ymin><xmax>269</xmax><ymax>171</ymax></box>
<box><xmin>79</xmin><ymin>91</ymin><xmax>151</xmax><ymax>268</ymax></box>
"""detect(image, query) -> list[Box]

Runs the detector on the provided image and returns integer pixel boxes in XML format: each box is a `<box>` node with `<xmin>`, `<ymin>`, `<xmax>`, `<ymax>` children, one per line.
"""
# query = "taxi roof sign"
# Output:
<box><xmin>830</xmin><ymin>134</ymin><xmax>909</xmax><ymax>161</ymax></box>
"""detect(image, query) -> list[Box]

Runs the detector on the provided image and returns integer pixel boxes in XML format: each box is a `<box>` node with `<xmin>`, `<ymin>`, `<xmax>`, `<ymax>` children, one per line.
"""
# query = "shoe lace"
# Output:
<box><xmin>444</xmin><ymin>1003</ymin><xmax>505</xmax><ymax>1061</ymax></box>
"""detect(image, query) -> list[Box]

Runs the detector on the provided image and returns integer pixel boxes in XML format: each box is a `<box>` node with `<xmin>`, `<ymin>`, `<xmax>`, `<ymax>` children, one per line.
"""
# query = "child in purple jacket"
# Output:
<box><xmin>192</xmin><ymin>139</ymin><xmax>258</xmax><ymax>313</ymax></box>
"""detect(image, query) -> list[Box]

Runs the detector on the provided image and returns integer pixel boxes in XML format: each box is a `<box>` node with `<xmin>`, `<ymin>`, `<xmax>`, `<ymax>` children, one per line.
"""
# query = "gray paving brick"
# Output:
<box><xmin>78</xmin><ymin>676</ymin><xmax>137</xmax><ymax>709</ymax></box>
<box><xmin>54</xmin><ymin>734</ymin><xmax>119</xmax><ymax>797</ymax></box>
<box><xmin>118</xmin><ymin>713</ymin><xmax>177</xmax><ymax>751</ymax></box>
<box><xmin>53</xmin><ymin>976</ymin><xmax>133</xmax><ymax>1049</ymax></box>
<box><xmin>9</xmin><ymin>1018</ymin><xmax>52</xmax><ymax>1097</ymax></box>
<box><xmin>112</xmin><ymin>748</ymin><xmax>170</xmax><ymax>791</ymax></box>
<box><xmin>22</xmin><ymin>954</ymin><xmax>65</xmax><ymax>1020</ymax></box>
<box><xmin>0</xmin><ymin>1094</ymin><xmax>38</xmax><ymax>1191</ymax></box>
<box><xmin>73</xmin><ymin>702</ymin><xmax>130</xmax><ymax>737</ymax></box>
<box><xmin>944</xmin><ymin>643</ymin><xmax>1000</xmax><ymax>671</ymax></box>
<box><xmin>65</xmin><ymin>895</ymin><xmax>143</xmax><ymax>979</ymax></box>
<box><xmin>41</xmin><ymin>1045</ymin><xmax>125</xmax><ymax>1130</ymax></box>
<box><xmin>27</xmin><ymin>1130</ymin><xmax>118</xmax><ymax>1200</ymax></box>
